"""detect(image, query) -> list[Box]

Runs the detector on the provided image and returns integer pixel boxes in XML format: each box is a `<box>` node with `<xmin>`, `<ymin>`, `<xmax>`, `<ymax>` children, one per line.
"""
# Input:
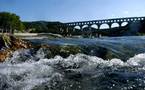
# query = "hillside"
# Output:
<box><xmin>23</xmin><ymin>21</ymin><xmax>63</xmax><ymax>33</ymax></box>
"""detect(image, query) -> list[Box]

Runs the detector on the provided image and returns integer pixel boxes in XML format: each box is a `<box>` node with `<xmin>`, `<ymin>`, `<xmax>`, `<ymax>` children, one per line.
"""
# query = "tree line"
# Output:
<box><xmin>0</xmin><ymin>12</ymin><xmax>62</xmax><ymax>34</ymax></box>
<box><xmin>0</xmin><ymin>12</ymin><xmax>25</xmax><ymax>33</ymax></box>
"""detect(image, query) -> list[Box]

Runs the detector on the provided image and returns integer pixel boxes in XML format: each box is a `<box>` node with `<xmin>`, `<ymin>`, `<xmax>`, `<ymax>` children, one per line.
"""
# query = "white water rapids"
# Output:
<box><xmin>1</xmin><ymin>36</ymin><xmax>145</xmax><ymax>90</ymax></box>
<box><xmin>0</xmin><ymin>48</ymin><xmax>145</xmax><ymax>90</ymax></box>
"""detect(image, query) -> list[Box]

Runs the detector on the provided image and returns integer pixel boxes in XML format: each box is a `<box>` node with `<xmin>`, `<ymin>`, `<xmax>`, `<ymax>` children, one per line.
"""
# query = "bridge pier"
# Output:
<box><xmin>95</xmin><ymin>24</ymin><xmax>101</xmax><ymax>38</ymax></box>
<box><xmin>80</xmin><ymin>25</ymin><xmax>83</xmax><ymax>31</ymax></box>
<box><xmin>97</xmin><ymin>24</ymin><xmax>101</xmax><ymax>30</ymax></box>
<box><xmin>66</xmin><ymin>27</ymin><xmax>69</xmax><ymax>36</ymax></box>
<box><xmin>118</xmin><ymin>22</ymin><xmax>122</xmax><ymax>27</ymax></box>
<box><xmin>108</xmin><ymin>23</ymin><xmax>112</xmax><ymax>29</ymax></box>
<box><xmin>59</xmin><ymin>27</ymin><xmax>63</xmax><ymax>33</ymax></box>
<box><xmin>88</xmin><ymin>25</ymin><xmax>93</xmax><ymax>38</ymax></box>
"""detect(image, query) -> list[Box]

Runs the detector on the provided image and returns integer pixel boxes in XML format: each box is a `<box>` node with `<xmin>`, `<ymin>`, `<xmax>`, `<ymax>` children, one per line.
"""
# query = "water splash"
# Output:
<box><xmin>1</xmin><ymin>49</ymin><xmax>145</xmax><ymax>90</ymax></box>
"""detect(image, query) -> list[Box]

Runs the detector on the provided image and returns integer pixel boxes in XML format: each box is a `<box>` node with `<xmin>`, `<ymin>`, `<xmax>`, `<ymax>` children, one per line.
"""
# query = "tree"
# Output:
<box><xmin>0</xmin><ymin>12</ymin><xmax>25</xmax><ymax>33</ymax></box>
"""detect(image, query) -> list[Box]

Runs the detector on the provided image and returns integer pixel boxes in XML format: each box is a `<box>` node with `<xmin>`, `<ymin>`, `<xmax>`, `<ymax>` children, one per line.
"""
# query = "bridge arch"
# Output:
<box><xmin>91</xmin><ymin>24</ymin><xmax>98</xmax><ymax>29</ymax></box>
<box><xmin>74</xmin><ymin>26</ymin><xmax>81</xmax><ymax>29</ymax></box>
<box><xmin>121</xmin><ymin>22</ymin><xmax>128</xmax><ymax>27</ymax></box>
<box><xmin>100</xmin><ymin>24</ymin><xmax>110</xmax><ymax>29</ymax></box>
<box><xmin>111</xmin><ymin>23</ymin><xmax>120</xmax><ymax>28</ymax></box>
<box><xmin>82</xmin><ymin>25</ymin><xmax>88</xmax><ymax>29</ymax></box>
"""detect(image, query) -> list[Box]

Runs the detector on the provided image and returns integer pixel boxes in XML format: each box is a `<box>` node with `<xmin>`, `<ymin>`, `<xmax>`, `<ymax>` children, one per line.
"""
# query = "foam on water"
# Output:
<box><xmin>1</xmin><ymin>49</ymin><xmax>145</xmax><ymax>90</ymax></box>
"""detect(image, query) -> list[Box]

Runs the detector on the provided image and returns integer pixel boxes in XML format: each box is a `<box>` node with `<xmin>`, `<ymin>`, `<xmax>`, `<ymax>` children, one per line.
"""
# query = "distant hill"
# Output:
<box><xmin>23</xmin><ymin>21</ymin><xmax>63</xmax><ymax>33</ymax></box>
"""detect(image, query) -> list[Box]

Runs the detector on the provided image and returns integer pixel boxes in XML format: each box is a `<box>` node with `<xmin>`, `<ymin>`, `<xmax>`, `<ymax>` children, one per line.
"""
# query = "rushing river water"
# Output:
<box><xmin>1</xmin><ymin>36</ymin><xmax>145</xmax><ymax>90</ymax></box>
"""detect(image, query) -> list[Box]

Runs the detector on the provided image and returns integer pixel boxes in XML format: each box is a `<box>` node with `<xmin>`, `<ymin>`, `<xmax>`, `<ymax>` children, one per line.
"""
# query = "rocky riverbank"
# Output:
<box><xmin>0</xmin><ymin>34</ymin><xmax>82</xmax><ymax>62</ymax></box>
<box><xmin>0</xmin><ymin>34</ymin><xmax>31</xmax><ymax>62</ymax></box>
<box><xmin>1</xmin><ymin>34</ymin><xmax>140</xmax><ymax>62</ymax></box>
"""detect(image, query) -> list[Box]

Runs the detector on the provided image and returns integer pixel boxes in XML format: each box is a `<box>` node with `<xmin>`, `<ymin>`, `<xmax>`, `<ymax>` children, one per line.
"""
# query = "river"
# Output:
<box><xmin>1</xmin><ymin>36</ymin><xmax>145</xmax><ymax>90</ymax></box>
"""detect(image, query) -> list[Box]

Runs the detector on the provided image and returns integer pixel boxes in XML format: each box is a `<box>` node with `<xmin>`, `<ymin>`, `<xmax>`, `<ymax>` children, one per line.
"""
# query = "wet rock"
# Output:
<box><xmin>0</xmin><ymin>34</ymin><xmax>32</xmax><ymax>62</ymax></box>
<box><xmin>0</xmin><ymin>49</ymin><xmax>12</xmax><ymax>62</ymax></box>
<box><xmin>10</xmin><ymin>35</ymin><xmax>31</xmax><ymax>50</ymax></box>
<box><xmin>59</xmin><ymin>45</ymin><xmax>82</xmax><ymax>58</ymax></box>
<box><xmin>33</xmin><ymin>45</ymin><xmax>83</xmax><ymax>59</ymax></box>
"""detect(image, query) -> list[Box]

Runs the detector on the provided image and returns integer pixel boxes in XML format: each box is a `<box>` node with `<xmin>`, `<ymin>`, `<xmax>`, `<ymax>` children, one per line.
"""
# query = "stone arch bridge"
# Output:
<box><xmin>57</xmin><ymin>17</ymin><xmax>145</xmax><ymax>37</ymax></box>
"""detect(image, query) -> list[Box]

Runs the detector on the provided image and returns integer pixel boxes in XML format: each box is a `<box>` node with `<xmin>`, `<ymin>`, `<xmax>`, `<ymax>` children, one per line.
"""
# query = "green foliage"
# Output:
<box><xmin>0</xmin><ymin>12</ymin><xmax>25</xmax><ymax>33</ymax></box>
<box><xmin>23</xmin><ymin>21</ymin><xmax>48</xmax><ymax>33</ymax></box>
<box><xmin>23</xmin><ymin>21</ymin><xmax>62</xmax><ymax>33</ymax></box>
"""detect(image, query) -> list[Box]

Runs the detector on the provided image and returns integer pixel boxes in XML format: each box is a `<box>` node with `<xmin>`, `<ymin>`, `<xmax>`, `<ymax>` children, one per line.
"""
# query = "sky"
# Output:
<box><xmin>0</xmin><ymin>0</ymin><xmax>145</xmax><ymax>22</ymax></box>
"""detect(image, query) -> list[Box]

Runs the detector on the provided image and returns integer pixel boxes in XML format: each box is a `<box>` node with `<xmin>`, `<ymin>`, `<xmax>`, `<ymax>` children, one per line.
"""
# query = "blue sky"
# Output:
<box><xmin>0</xmin><ymin>0</ymin><xmax>145</xmax><ymax>22</ymax></box>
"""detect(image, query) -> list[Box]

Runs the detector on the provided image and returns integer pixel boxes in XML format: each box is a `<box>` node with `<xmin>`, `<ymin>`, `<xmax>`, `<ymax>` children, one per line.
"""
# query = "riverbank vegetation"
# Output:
<box><xmin>0</xmin><ymin>12</ymin><xmax>25</xmax><ymax>33</ymax></box>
